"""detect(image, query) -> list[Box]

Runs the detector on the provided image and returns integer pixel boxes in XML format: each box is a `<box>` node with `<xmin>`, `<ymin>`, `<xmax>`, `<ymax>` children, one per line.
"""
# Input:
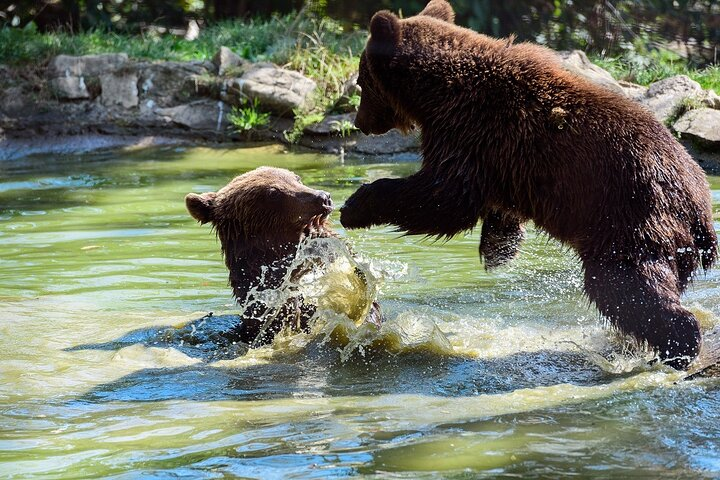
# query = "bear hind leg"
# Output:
<box><xmin>583</xmin><ymin>255</ymin><xmax>701</xmax><ymax>370</ymax></box>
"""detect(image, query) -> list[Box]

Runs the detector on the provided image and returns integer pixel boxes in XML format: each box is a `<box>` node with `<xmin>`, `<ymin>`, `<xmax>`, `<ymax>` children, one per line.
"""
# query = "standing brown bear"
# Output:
<box><xmin>340</xmin><ymin>0</ymin><xmax>717</xmax><ymax>369</ymax></box>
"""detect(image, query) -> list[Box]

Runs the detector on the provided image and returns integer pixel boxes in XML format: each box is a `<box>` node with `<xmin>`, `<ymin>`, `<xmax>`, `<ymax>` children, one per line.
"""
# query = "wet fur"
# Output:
<box><xmin>186</xmin><ymin>167</ymin><xmax>335</xmax><ymax>345</ymax></box>
<box><xmin>340</xmin><ymin>0</ymin><xmax>717</xmax><ymax>369</ymax></box>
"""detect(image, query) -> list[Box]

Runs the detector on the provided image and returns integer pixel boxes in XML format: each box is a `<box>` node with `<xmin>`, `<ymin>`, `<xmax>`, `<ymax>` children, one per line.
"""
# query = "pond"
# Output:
<box><xmin>1</xmin><ymin>144</ymin><xmax>720</xmax><ymax>478</ymax></box>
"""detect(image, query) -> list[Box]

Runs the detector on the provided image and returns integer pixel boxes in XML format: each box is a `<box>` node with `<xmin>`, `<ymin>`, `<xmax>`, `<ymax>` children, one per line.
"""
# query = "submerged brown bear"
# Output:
<box><xmin>187</xmin><ymin>167</ymin><xmax>380</xmax><ymax>346</ymax></box>
<box><xmin>340</xmin><ymin>0</ymin><xmax>717</xmax><ymax>369</ymax></box>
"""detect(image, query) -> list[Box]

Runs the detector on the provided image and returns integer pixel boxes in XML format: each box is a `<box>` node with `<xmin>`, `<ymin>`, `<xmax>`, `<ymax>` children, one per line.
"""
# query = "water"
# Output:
<box><xmin>1</xmin><ymin>144</ymin><xmax>720</xmax><ymax>478</ymax></box>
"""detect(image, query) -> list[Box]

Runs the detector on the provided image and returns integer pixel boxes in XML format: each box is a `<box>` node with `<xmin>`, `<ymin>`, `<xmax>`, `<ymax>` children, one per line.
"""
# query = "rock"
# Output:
<box><xmin>100</xmin><ymin>72</ymin><xmax>139</xmax><ymax>108</ymax></box>
<box><xmin>333</xmin><ymin>73</ymin><xmax>361</xmax><ymax>113</ymax></box>
<box><xmin>47</xmin><ymin>53</ymin><xmax>129</xmax><ymax>78</ymax></box>
<box><xmin>304</xmin><ymin>113</ymin><xmax>356</xmax><ymax>135</ymax></box>
<box><xmin>137</xmin><ymin>61</ymin><xmax>211</xmax><ymax>107</ymax></box>
<box><xmin>700</xmin><ymin>89</ymin><xmax>720</xmax><ymax>109</ymax></box>
<box><xmin>618</xmin><ymin>80</ymin><xmax>648</xmax><ymax>102</ymax></box>
<box><xmin>640</xmin><ymin>75</ymin><xmax>704</xmax><ymax>123</ymax></box>
<box><xmin>47</xmin><ymin>54</ymin><xmax>130</xmax><ymax>101</ymax></box>
<box><xmin>342</xmin><ymin>72</ymin><xmax>361</xmax><ymax>98</ymax></box>
<box><xmin>673</xmin><ymin>108</ymin><xmax>720</xmax><ymax>149</ymax></box>
<box><xmin>185</xmin><ymin>19</ymin><xmax>200</xmax><ymax>41</ymax></box>
<box><xmin>557</xmin><ymin>50</ymin><xmax>625</xmax><ymax>95</ymax></box>
<box><xmin>156</xmin><ymin>99</ymin><xmax>228</xmax><ymax>131</ymax></box>
<box><xmin>352</xmin><ymin>129</ymin><xmax>420</xmax><ymax>154</ymax></box>
<box><xmin>229</xmin><ymin>65</ymin><xmax>316</xmax><ymax>117</ymax></box>
<box><xmin>0</xmin><ymin>86</ymin><xmax>26</xmax><ymax>114</ymax></box>
<box><xmin>50</xmin><ymin>75</ymin><xmax>90</xmax><ymax>99</ymax></box>
<box><xmin>213</xmin><ymin>46</ymin><xmax>245</xmax><ymax>76</ymax></box>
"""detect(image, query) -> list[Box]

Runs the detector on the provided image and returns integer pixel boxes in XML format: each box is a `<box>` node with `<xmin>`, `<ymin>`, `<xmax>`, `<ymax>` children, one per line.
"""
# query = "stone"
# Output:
<box><xmin>156</xmin><ymin>99</ymin><xmax>228</xmax><ymax>131</ymax></box>
<box><xmin>333</xmin><ymin>73</ymin><xmax>361</xmax><ymax>113</ymax></box>
<box><xmin>700</xmin><ymin>89</ymin><xmax>720</xmax><ymax>109</ymax></box>
<box><xmin>342</xmin><ymin>72</ymin><xmax>360</xmax><ymax>98</ymax></box>
<box><xmin>640</xmin><ymin>75</ymin><xmax>704</xmax><ymax>123</ymax></box>
<box><xmin>618</xmin><ymin>80</ymin><xmax>648</xmax><ymax>102</ymax></box>
<box><xmin>213</xmin><ymin>46</ymin><xmax>245</xmax><ymax>76</ymax></box>
<box><xmin>47</xmin><ymin>54</ymin><xmax>129</xmax><ymax>78</ymax></box>
<box><xmin>229</xmin><ymin>65</ymin><xmax>316</xmax><ymax>117</ymax></box>
<box><xmin>100</xmin><ymin>72</ymin><xmax>139</xmax><ymax>108</ymax></box>
<box><xmin>0</xmin><ymin>86</ymin><xmax>26</xmax><ymax>113</ymax></box>
<box><xmin>137</xmin><ymin>61</ymin><xmax>211</xmax><ymax>107</ymax></box>
<box><xmin>673</xmin><ymin>108</ymin><xmax>720</xmax><ymax>149</ymax></box>
<box><xmin>304</xmin><ymin>113</ymin><xmax>356</xmax><ymax>135</ymax></box>
<box><xmin>47</xmin><ymin>53</ymin><xmax>129</xmax><ymax>101</ymax></box>
<box><xmin>50</xmin><ymin>75</ymin><xmax>90</xmax><ymax>99</ymax></box>
<box><xmin>557</xmin><ymin>50</ymin><xmax>625</xmax><ymax>95</ymax></box>
<box><xmin>352</xmin><ymin>129</ymin><xmax>420</xmax><ymax>154</ymax></box>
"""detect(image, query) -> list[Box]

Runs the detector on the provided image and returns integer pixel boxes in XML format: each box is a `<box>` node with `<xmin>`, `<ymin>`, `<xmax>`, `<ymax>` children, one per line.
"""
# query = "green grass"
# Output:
<box><xmin>228</xmin><ymin>98</ymin><xmax>270</xmax><ymax>132</ymax></box>
<box><xmin>590</xmin><ymin>49</ymin><xmax>720</xmax><ymax>92</ymax></box>
<box><xmin>0</xmin><ymin>15</ymin><xmax>336</xmax><ymax>65</ymax></box>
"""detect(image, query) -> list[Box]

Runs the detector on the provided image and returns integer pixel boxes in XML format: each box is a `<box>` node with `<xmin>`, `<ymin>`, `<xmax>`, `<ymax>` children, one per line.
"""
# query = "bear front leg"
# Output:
<box><xmin>340</xmin><ymin>172</ymin><xmax>482</xmax><ymax>237</ymax></box>
<box><xmin>583</xmin><ymin>255</ymin><xmax>701</xmax><ymax>370</ymax></box>
<box><xmin>479</xmin><ymin>211</ymin><xmax>525</xmax><ymax>270</ymax></box>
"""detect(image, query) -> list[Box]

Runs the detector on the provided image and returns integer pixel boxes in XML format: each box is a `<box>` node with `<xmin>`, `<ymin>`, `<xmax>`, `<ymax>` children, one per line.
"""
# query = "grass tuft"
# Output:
<box><xmin>591</xmin><ymin>49</ymin><xmax>720</xmax><ymax>92</ymax></box>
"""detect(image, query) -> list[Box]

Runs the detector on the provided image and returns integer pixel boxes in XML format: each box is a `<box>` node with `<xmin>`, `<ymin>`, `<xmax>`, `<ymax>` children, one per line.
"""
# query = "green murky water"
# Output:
<box><xmin>1</xmin><ymin>144</ymin><xmax>720</xmax><ymax>478</ymax></box>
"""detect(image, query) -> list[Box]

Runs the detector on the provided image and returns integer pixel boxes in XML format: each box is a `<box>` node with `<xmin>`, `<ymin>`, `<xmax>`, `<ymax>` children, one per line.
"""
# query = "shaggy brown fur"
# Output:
<box><xmin>186</xmin><ymin>167</ymin><xmax>335</xmax><ymax>345</ymax></box>
<box><xmin>340</xmin><ymin>0</ymin><xmax>717</xmax><ymax>369</ymax></box>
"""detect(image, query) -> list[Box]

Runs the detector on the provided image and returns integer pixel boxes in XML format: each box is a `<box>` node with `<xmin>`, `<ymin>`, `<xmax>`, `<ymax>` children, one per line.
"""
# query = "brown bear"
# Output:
<box><xmin>340</xmin><ymin>0</ymin><xmax>717</xmax><ymax>369</ymax></box>
<box><xmin>187</xmin><ymin>167</ymin><xmax>381</xmax><ymax>346</ymax></box>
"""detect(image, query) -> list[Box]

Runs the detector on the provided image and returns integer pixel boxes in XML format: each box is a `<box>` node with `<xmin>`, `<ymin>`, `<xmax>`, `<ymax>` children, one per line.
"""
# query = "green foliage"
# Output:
<box><xmin>228</xmin><ymin>98</ymin><xmax>270</xmax><ymax>132</ymax></box>
<box><xmin>0</xmin><ymin>13</ymin><xmax>325</xmax><ymax>66</ymax></box>
<box><xmin>272</xmin><ymin>15</ymin><xmax>363</xmax><ymax>142</ymax></box>
<box><xmin>330</xmin><ymin>119</ymin><xmax>357</xmax><ymax>138</ymax></box>
<box><xmin>665</xmin><ymin>97</ymin><xmax>705</xmax><ymax>127</ymax></box>
<box><xmin>591</xmin><ymin>48</ymin><xmax>720</xmax><ymax>92</ymax></box>
<box><xmin>346</xmin><ymin>93</ymin><xmax>361</xmax><ymax>110</ymax></box>
<box><xmin>284</xmin><ymin>111</ymin><xmax>324</xmax><ymax>143</ymax></box>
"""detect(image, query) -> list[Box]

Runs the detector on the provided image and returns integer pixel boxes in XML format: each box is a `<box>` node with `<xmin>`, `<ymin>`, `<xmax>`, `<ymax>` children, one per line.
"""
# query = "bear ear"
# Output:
<box><xmin>370</xmin><ymin>10</ymin><xmax>401</xmax><ymax>46</ymax></box>
<box><xmin>185</xmin><ymin>192</ymin><xmax>217</xmax><ymax>224</ymax></box>
<box><xmin>418</xmin><ymin>0</ymin><xmax>455</xmax><ymax>23</ymax></box>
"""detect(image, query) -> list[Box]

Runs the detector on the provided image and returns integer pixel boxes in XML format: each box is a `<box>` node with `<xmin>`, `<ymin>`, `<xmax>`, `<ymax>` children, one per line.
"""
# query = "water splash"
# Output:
<box><xmin>230</xmin><ymin>236</ymin><xmax>455</xmax><ymax>360</ymax></box>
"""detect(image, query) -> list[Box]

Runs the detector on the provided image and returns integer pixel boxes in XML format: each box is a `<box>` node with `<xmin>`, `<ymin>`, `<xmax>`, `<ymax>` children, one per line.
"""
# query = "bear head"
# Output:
<box><xmin>355</xmin><ymin>0</ymin><xmax>455</xmax><ymax>135</ymax></box>
<box><xmin>186</xmin><ymin>167</ymin><xmax>333</xmax><ymax>298</ymax></box>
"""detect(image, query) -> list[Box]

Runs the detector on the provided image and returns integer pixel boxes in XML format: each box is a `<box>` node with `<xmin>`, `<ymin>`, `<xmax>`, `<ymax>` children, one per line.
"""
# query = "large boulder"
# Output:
<box><xmin>100</xmin><ymin>72</ymin><xmax>139</xmax><ymax>108</ymax></box>
<box><xmin>48</xmin><ymin>54</ymin><xmax>129</xmax><ymax>100</ymax></box>
<box><xmin>156</xmin><ymin>99</ymin><xmax>228</xmax><ymax>132</ymax></box>
<box><xmin>639</xmin><ymin>75</ymin><xmax>704</xmax><ymax>123</ymax></box>
<box><xmin>700</xmin><ymin>89</ymin><xmax>720</xmax><ymax>109</ymax></box>
<box><xmin>557</xmin><ymin>50</ymin><xmax>625</xmax><ymax>96</ymax></box>
<box><xmin>0</xmin><ymin>86</ymin><xmax>26</xmax><ymax>114</ymax></box>
<box><xmin>228</xmin><ymin>65</ymin><xmax>316</xmax><ymax>117</ymax></box>
<box><xmin>352</xmin><ymin>129</ymin><xmax>420</xmax><ymax>155</ymax></box>
<box><xmin>673</xmin><ymin>108</ymin><xmax>720</xmax><ymax>149</ymax></box>
<box><xmin>213</xmin><ymin>46</ymin><xmax>246</xmax><ymax>76</ymax></box>
<box><xmin>618</xmin><ymin>80</ymin><xmax>648</xmax><ymax>102</ymax></box>
<box><xmin>48</xmin><ymin>53</ymin><xmax>129</xmax><ymax>78</ymax></box>
<box><xmin>304</xmin><ymin>113</ymin><xmax>356</xmax><ymax>135</ymax></box>
<box><xmin>137</xmin><ymin>61</ymin><xmax>212</xmax><ymax>107</ymax></box>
